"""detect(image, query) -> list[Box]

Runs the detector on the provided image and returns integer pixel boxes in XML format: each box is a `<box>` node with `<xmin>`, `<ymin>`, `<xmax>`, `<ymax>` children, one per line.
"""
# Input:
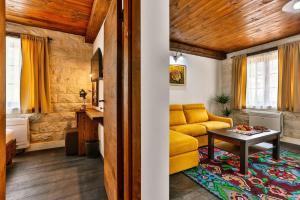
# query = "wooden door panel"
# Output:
<box><xmin>123</xmin><ymin>0</ymin><xmax>141</xmax><ymax>199</ymax></box>
<box><xmin>0</xmin><ymin>0</ymin><xmax>5</xmax><ymax>198</ymax></box>
<box><xmin>103</xmin><ymin>0</ymin><xmax>123</xmax><ymax>199</ymax></box>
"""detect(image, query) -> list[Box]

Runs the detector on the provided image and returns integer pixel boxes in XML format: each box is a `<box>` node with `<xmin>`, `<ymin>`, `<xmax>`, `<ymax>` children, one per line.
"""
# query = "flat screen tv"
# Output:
<box><xmin>91</xmin><ymin>48</ymin><xmax>103</xmax><ymax>81</ymax></box>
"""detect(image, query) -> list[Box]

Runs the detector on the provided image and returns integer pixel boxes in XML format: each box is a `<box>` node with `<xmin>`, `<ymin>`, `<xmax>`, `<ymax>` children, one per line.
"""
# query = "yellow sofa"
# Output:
<box><xmin>169</xmin><ymin>130</ymin><xmax>199</xmax><ymax>174</ymax></box>
<box><xmin>169</xmin><ymin>103</ymin><xmax>233</xmax><ymax>174</ymax></box>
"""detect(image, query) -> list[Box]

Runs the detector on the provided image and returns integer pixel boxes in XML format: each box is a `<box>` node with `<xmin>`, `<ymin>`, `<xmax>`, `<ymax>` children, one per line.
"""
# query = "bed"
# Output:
<box><xmin>6</xmin><ymin>129</ymin><xmax>16</xmax><ymax>166</ymax></box>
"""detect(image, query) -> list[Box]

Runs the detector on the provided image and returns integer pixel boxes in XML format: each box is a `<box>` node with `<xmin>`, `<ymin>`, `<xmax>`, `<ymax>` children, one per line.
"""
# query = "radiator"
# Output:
<box><xmin>249</xmin><ymin>111</ymin><xmax>283</xmax><ymax>134</ymax></box>
<box><xmin>6</xmin><ymin>117</ymin><xmax>30</xmax><ymax>149</ymax></box>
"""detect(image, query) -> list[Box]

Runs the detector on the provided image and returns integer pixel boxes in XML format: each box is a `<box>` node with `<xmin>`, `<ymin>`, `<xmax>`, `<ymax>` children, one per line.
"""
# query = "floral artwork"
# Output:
<box><xmin>169</xmin><ymin>65</ymin><xmax>186</xmax><ymax>85</ymax></box>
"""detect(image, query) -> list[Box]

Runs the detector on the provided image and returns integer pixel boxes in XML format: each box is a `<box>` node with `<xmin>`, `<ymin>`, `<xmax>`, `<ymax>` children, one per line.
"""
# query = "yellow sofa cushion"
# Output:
<box><xmin>170</xmin><ymin>124</ymin><xmax>207</xmax><ymax>137</ymax></box>
<box><xmin>170</xmin><ymin>104</ymin><xmax>187</xmax><ymax>126</ymax></box>
<box><xmin>169</xmin><ymin>130</ymin><xmax>198</xmax><ymax>157</ymax></box>
<box><xmin>183</xmin><ymin>104</ymin><xmax>209</xmax><ymax>123</ymax></box>
<box><xmin>199</xmin><ymin>121</ymin><xmax>231</xmax><ymax>131</ymax></box>
<box><xmin>169</xmin><ymin>151</ymin><xmax>199</xmax><ymax>175</ymax></box>
<box><xmin>208</xmin><ymin>112</ymin><xmax>233</xmax><ymax>127</ymax></box>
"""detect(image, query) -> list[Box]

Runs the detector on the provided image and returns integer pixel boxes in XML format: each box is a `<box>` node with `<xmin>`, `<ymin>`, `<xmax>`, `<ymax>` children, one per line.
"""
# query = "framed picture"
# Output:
<box><xmin>169</xmin><ymin>64</ymin><xmax>186</xmax><ymax>85</ymax></box>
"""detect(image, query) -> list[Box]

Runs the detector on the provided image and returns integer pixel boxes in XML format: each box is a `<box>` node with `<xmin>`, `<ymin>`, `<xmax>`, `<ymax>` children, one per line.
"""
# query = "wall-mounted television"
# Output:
<box><xmin>91</xmin><ymin>48</ymin><xmax>103</xmax><ymax>81</ymax></box>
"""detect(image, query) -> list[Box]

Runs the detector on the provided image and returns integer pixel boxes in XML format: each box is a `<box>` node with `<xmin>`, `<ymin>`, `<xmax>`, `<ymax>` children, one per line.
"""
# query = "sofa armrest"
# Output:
<box><xmin>207</xmin><ymin>112</ymin><xmax>233</xmax><ymax>127</ymax></box>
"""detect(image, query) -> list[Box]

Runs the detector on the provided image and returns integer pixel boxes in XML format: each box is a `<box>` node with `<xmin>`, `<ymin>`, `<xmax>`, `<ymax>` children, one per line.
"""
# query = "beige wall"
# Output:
<box><xmin>7</xmin><ymin>22</ymin><xmax>93</xmax><ymax>145</ymax></box>
<box><xmin>229</xmin><ymin>110</ymin><xmax>300</xmax><ymax>139</ymax></box>
<box><xmin>220</xmin><ymin>33</ymin><xmax>300</xmax><ymax>139</ymax></box>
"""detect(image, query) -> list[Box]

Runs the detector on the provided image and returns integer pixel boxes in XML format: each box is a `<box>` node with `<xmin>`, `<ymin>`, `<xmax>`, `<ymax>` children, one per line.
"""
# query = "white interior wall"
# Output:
<box><xmin>93</xmin><ymin>25</ymin><xmax>105</xmax><ymax>157</ymax></box>
<box><xmin>141</xmin><ymin>0</ymin><xmax>169</xmax><ymax>199</ymax></box>
<box><xmin>93</xmin><ymin>26</ymin><xmax>104</xmax><ymax>54</ymax></box>
<box><xmin>169</xmin><ymin>52</ymin><xmax>221</xmax><ymax>113</ymax></box>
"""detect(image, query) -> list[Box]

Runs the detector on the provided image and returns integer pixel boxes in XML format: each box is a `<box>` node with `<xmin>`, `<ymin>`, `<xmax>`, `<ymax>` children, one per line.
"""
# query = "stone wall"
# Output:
<box><xmin>221</xmin><ymin>58</ymin><xmax>300</xmax><ymax>139</ymax></box>
<box><xmin>7</xmin><ymin>22</ymin><xmax>93</xmax><ymax>144</ymax></box>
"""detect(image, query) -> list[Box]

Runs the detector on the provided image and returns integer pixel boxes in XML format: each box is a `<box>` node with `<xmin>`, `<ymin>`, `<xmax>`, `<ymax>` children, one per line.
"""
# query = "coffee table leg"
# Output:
<box><xmin>240</xmin><ymin>142</ymin><xmax>248</xmax><ymax>175</ymax></box>
<box><xmin>208</xmin><ymin>134</ymin><xmax>214</xmax><ymax>160</ymax></box>
<box><xmin>273</xmin><ymin>134</ymin><xmax>280</xmax><ymax>160</ymax></box>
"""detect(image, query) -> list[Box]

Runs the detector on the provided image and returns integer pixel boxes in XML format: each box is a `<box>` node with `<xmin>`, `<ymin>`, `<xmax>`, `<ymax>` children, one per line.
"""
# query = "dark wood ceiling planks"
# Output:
<box><xmin>5</xmin><ymin>0</ymin><xmax>110</xmax><ymax>43</ymax></box>
<box><xmin>170</xmin><ymin>0</ymin><xmax>300</xmax><ymax>58</ymax></box>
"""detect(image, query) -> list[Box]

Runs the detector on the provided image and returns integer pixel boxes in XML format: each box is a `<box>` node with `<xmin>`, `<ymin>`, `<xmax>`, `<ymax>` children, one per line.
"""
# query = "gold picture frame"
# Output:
<box><xmin>169</xmin><ymin>64</ymin><xmax>186</xmax><ymax>85</ymax></box>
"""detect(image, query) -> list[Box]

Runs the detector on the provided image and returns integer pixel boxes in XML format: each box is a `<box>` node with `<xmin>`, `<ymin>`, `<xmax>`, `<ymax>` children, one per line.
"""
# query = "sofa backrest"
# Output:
<box><xmin>183</xmin><ymin>104</ymin><xmax>209</xmax><ymax>124</ymax></box>
<box><xmin>169</xmin><ymin>104</ymin><xmax>187</xmax><ymax>126</ymax></box>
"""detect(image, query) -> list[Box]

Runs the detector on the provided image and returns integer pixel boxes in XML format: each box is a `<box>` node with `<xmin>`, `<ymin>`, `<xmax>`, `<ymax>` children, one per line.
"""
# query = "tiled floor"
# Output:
<box><xmin>170</xmin><ymin>142</ymin><xmax>300</xmax><ymax>200</ymax></box>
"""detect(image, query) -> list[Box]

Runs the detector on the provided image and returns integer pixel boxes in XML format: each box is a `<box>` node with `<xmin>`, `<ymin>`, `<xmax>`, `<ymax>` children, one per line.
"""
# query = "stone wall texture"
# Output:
<box><xmin>221</xmin><ymin>58</ymin><xmax>300</xmax><ymax>139</ymax></box>
<box><xmin>7</xmin><ymin>22</ymin><xmax>93</xmax><ymax>144</ymax></box>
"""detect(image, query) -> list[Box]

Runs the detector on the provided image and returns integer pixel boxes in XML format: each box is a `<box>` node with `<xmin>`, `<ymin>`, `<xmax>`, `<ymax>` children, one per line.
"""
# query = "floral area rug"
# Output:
<box><xmin>184</xmin><ymin>147</ymin><xmax>300</xmax><ymax>200</ymax></box>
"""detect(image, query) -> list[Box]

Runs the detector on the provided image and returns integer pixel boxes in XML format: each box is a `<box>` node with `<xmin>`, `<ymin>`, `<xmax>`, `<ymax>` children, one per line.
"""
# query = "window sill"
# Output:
<box><xmin>6</xmin><ymin>113</ymin><xmax>35</xmax><ymax>119</ymax></box>
<box><xmin>240</xmin><ymin>108</ymin><xmax>282</xmax><ymax>114</ymax></box>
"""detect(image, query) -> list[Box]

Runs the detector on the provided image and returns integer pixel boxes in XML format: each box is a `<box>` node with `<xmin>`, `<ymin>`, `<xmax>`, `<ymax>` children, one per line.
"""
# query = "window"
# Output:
<box><xmin>246</xmin><ymin>50</ymin><xmax>278</xmax><ymax>109</ymax></box>
<box><xmin>6</xmin><ymin>36</ymin><xmax>22</xmax><ymax>114</ymax></box>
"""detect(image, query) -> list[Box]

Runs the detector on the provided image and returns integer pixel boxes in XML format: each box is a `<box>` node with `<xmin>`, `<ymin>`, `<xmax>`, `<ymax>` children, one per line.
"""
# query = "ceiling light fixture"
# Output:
<box><xmin>283</xmin><ymin>0</ymin><xmax>300</xmax><ymax>13</ymax></box>
<box><xmin>294</xmin><ymin>1</ymin><xmax>300</xmax><ymax>9</ymax></box>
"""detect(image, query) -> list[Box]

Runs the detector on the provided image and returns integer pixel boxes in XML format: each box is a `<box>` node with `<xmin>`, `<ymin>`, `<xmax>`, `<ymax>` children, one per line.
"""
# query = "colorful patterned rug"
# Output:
<box><xmin>184</xmin><ymin>147</ymin><xmax>300</xmax><ymax>200</ymax></box>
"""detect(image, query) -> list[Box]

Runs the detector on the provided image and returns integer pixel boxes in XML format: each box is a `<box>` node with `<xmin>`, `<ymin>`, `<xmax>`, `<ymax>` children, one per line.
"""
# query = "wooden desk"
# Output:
<box><xmin>76</xmin><ymin>108</ymin><xmax>104</xmax><ymax>156</ymax></box>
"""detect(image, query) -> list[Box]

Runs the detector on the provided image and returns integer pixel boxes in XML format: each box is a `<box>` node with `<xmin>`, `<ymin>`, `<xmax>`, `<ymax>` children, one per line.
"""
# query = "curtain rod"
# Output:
<box><xmin>247</xmin><ymin>47</ymin><xmax>278</xmax><ymax>57</ymax></box>
<box><xmin>230</xmin><ymin>46</ymin><xmax>278</xmax><ymax>58</ymax></box>
<box><xmin>6</xmin><ymin>31</ymin><xmax>53</xmax><ymax>41</ymax></box>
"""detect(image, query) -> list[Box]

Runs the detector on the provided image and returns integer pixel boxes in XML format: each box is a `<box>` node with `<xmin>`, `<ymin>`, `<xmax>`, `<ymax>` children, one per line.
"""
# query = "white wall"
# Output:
<box><xmin>93</xmin><ymin>25</ymin><xmax>104</xmax><ymax>54</ymax></box>
<box><xmin>93</xmin><ymin>25</ymin><xmax>105</xmax><ymax>157</ymax></box>
<box><xmin>169</xmin><ymin>52</ymin><xmax>221</xmax><ymax>112</ymax></box>
<box><xmin>141</xmin><ymin>0</ymin><xmax>169</xmax><ymax>199</ymax></box>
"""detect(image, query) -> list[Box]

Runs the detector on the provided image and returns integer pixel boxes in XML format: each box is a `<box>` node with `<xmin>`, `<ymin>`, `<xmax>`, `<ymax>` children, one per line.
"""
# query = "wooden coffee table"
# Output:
<box><xmin>208</xmin><ymin>128</ymin><xmax>281</xmax><ymax>174</ymax></box>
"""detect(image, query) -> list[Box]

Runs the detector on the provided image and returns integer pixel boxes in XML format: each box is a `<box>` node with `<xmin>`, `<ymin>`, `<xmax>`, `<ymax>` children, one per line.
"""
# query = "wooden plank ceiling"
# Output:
<box><xmin>6</xmin><ymin>0</ymin><xmax>111</xmax><ymax>43</ymax></box>
<box><xmin>171</xmin><ymin>0</ymin><xmax>300</xmax><ymax>59</ymax></box>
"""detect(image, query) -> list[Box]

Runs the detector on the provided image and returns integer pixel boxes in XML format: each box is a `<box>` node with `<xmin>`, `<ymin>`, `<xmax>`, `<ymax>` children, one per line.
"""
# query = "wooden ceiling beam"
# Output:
<box><xmin>85</xmin><ymin>0</ymin><xmax>111</xmax><ymax>43</ymax></box>
<box><xmin>170</xmin><ymin>40</ymin><xmax>226</xmax><ymax>60</ymax></box>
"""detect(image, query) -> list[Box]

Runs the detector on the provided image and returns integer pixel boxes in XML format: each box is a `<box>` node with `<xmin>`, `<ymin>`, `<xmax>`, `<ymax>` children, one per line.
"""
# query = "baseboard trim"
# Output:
<box><xmin>26</xmin><ymin>140</ymin><xmax>65</xmax><ymax>152</ymax></box>
<box><xmin>281</xmin><ymin>136</ymin><xmax>300</xmax><ymax>146</ymax></box>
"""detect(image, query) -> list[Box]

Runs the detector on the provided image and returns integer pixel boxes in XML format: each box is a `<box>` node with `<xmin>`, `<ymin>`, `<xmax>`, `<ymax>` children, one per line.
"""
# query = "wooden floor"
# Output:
<box><xmin>170</xmin><ymin>142</ymin><xmax>300</xmax><ymax>200</ymax></box>
<box><xmin>6</xmin><ymin>148</ymin><xmax>107</xmax><ymax>200</ymax></box>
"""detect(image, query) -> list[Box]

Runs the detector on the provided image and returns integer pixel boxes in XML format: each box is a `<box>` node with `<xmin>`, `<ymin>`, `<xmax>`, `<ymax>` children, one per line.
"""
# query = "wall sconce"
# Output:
<box><xmin>79</xmin><ymin>89</ymin><xmax>87</xmax><ymax>110</ymax></box>
<box><xmin>283</xmin><ymin>0</ymin><xmax>300</xmax><ymax>13</ymax></box>
<box><xmin>173</xmin><ymin>51</ymin><xmax>183</xmax><ymax>63</ymax></box>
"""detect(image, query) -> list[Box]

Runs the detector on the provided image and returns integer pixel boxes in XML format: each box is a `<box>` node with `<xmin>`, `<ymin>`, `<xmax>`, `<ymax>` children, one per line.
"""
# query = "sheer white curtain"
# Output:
<box><xmin>246</xmin><ymin>50</ymin><xmax>278</xmax><ymax>109</ymax></box>
<box><xmin>6</xmin><ymin>36</ymin><xmax>22</xmax><ymax>114</ymax></box>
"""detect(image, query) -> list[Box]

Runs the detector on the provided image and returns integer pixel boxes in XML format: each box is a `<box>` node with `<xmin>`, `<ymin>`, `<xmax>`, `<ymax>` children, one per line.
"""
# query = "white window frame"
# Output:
<box><xmin>246</xmin><ymin>50</ymin><xmax>279</xmax><ymax>110</ymax></box>
<box><xmin>6</xmin><ymin>36</ymin><xmax>22</xmax><ymax>114</ymax></box>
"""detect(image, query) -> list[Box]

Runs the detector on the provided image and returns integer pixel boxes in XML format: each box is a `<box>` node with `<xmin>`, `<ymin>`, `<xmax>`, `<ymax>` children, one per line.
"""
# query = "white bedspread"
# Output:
<box><xmin>6</xmin><ymin>129</ymin><xmax>16</xmax><ymax>144</ymax></box>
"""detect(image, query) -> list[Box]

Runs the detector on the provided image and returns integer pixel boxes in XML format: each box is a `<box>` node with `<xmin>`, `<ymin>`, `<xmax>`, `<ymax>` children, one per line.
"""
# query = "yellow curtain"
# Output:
<box><xmin>231</xmin><ymin>55</ymin><xmax>247</xmax><ymax>110</ymax></box>
<box><xmin>20</xmin><ymin>34</ymin><xmax>51</xmax><ymax>113</ymax></box>
<box><xmin>278</xmin><ymin>41</ymin><xmax>300</xmax><ymax>112</ymax></box>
